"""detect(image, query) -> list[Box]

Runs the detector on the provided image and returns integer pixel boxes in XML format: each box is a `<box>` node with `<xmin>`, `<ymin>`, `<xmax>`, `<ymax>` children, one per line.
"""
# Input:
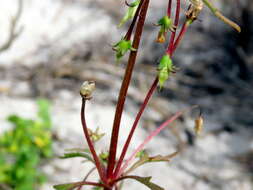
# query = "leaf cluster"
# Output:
<box><xmin>0</xmin><ymin>99</ymin><xmax>53</xmax><ymax>190</ymax></box>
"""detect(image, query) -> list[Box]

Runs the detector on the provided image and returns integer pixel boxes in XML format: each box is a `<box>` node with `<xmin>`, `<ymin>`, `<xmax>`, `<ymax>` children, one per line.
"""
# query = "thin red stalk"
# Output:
<box><xmin>117</xmin><ymin>106</ymin><xmax>197</xmax><ymax>177</ymax></box>
<box><xmin>77</xmin><ymin>167</ymin><xmax>96</xmax><ymax>190</ymax></box>
<box><xmin>171</xmin><ymin>21</ymin><xmax>189</xmax><ymax>54</ymax></box>
<box><xmin>113</xmin><ymin>78</ymin><xmax>158</xmax><ymax>177</ymax></box>
<box><xmin>81</xmin><ymin>98</ymin><xmax>106</xmax><ymax>182</ymax></box>
<box><xmin>107</xmin><ymin>0</ymin><xmax>150</xmax><ymax>179</ymax></box>
<box><xmin>125</xmin><ymin>0</ymin><xmax>144</xmax><ymax>40</ymax></box>
<box><xmin>167</xmin><ymin>0</ymin><xmax>173</xmax><ymax>18</ymax></box>
<box><xmin>166</xmin><ymin>0</ymin><xmax>181</xmax><ymax>55</ymax></box>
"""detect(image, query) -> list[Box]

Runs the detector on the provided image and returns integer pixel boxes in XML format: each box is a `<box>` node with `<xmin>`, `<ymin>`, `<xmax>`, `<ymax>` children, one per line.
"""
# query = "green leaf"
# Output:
<box><xmin>54</xmin><ymin>181</ymin><xmax>103</xmax><ymax>190</ymax></box>
<box><xmin>118</xmin><ymin>0</ymin><xmax>141</xmax><ymax>27</ymax></box>
<box><xmin>60</xmin><ymin>152</ymin><xmax>94</xmax><ymax>162</ymax></box>
<box><xmin>37</xmin><ymin>99</ymin><xmax>51</xmax><ymax>128</ymax></box>
<box><xmin>53</xmin><ymin>182</ymin><xmax>81</xmax><ymax>190</ymax></box>
<box><xmin>119</xmin><ymin>176</ymin><xmax>164</xmax><ymax>190</ymax></box>
<box><xmin>125</xmin><ymin>151</ymin><xmax>178</xmax><ymax>175</ymax></box>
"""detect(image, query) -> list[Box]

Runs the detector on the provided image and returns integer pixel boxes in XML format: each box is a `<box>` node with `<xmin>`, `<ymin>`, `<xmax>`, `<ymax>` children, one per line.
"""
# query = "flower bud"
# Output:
<box><xmin>158</xmin><ymin>55</ymin><xmax>173</xmax><ymax>89</ymax></box>
<box><xmin>80</xmin><ymin>81</ymin><xmax>95</xmax><ymax>100</ymax></box>
<box><xmin>194</xmin><ymin>115</ymin><xmax>203</xmax><ymax>136</ymax></box>
<box><xmin>113</xmin><ymin>39</ymin><xmax>136</xmax><ymax>63</ymax></box>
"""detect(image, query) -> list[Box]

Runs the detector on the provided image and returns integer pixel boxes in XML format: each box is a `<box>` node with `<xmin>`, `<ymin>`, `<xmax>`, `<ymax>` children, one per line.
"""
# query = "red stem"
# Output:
<box><xmin>166</xmin><ymin>0</ymin><xmax>181</xmax><ymax>55</ymax></box>
<box><xmin>167</xmin><ymin>0</ymin><xmax>173</xmax><ymax>18</ymax></box>
<box><xmin>125</xmin><ymin>0</ymin><xmax>144</xmax><ymax>40</ymax></box>
<box><xmin>107</xmin><ymin>0</ymin><xmax>150</xmax><ymax>179</ymax></box>
<box><xmin>171</xmin><ymin>21</ymin><xmax>189</xmax><ymax>54</ymax></box>
<box><xmin>117</xmin><ymin>106</ymin><xmax>197</xmax><ymax>177</ymax></box>
<box><xmin>81</xmin><ymin>98</ymin><xmax>106</xmax><ymax>183</ymax></box>
<box><xmin>113</xmin><ymin>78</ymin><xmax>158</xmax><ymax>178</ymax></box>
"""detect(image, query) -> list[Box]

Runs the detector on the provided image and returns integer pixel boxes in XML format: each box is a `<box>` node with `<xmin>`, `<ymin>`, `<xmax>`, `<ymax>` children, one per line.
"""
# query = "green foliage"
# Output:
<box><xmin>53</xmin><ymin>181</ymin><xmax>98</xmax><ymax>190</ymax></box>
<box><xmin>60</xmin><ymin>150</ymin><xmax>94</xmax><ymax>163</ymax></box>
<box><xmin>113</xmin><ymin>38</ymin><xmax>136</xmax><ymax>62</ymax></box>
<box><xmin>0</xmin><ymin>99</ymin><xmax>53</xmax><ymax>190</ymax></box>
<box><xmin>118</xmin><ymin>0</ymin><xmax>141</xmax><ymax>27</ymax></box>
<box><xmin>125</xmin><ymin>150</ymin><xmax>178</xmax><ymax>175</ymax></box>
<box><xmin>119</xmin><ymin>176</ymin><xmax>164</xmax><ymax>190</ymax></box>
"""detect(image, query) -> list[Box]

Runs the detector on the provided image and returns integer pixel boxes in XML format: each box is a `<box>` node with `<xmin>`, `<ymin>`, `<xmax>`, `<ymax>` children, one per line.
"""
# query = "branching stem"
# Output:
<box><xmin>107</xmin><ymin>0</ymin><xmax>150</xmax><ymax>179</ymax></box>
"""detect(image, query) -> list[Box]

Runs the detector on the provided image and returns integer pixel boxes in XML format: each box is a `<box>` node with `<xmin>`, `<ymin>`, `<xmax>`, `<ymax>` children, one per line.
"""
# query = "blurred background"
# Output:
<box><xmin>0</xmin><ymin>0</ymin><xmax>252</xmax><ymax>189</ymax></box>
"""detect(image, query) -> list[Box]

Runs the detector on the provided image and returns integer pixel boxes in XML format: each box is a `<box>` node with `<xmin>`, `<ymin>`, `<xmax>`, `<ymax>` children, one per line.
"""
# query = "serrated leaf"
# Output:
<box><xmin>118</xmin><ymin>176</ymin><xmax>164</xmax><ymax>190</ymax></box>
<box><xmin>125</xmin><ymin>151</ymin><xmax>178</xmax><ymax>175</ymax></box>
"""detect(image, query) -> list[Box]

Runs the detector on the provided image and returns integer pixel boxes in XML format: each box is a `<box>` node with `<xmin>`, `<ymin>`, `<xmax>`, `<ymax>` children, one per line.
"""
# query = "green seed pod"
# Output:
<box><xmin>158</xmin><ymin>55</ymin><xmax>173</xmax><ymax>89</ymax></box>
<box><xmin>113</xmin><ymin>39</ymin><xmax>136</xmax><ymax>62</ymax></box>
<box><xmin>156</xmin><ymin>16</ymin><xmax>176</xmax><ymax>43</ymax></box>
<box><xmin>158</xmin><ymin>16</ymin><xmax>173</xmax><ymax>30</ymax></box>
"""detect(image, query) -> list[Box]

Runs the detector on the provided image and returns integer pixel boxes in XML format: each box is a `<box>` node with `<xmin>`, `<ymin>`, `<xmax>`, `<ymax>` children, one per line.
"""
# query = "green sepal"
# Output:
<box><xmin>118</xmin><ymin>0</ymin><xmax>141</xmax><ymax>27</ymax></box>
<box><xmin>158</xmin><ymin>54</ymin><xmax>173</xmax><ymax>89</ymax></box>
<box><xmin>158</xmin><ymin>16</ymin><xmax>173</xmax><ymax>32</ymax></box>
<box><xmin>113</xmin><ymin>39</ymin><xmax>136</xmax><ymax>62</ymax></box>
<box><xmin>156</xmin><ymin>16</ymin><xmax>175</xmax><ymax>43</ymax></box>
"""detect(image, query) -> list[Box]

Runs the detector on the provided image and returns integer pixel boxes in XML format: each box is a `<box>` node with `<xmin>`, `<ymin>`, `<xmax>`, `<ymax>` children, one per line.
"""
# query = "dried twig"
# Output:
<box><xmin>0</xmin><ymin>0</ymin><xmax>23</xmax><ymax>53</ymax></box>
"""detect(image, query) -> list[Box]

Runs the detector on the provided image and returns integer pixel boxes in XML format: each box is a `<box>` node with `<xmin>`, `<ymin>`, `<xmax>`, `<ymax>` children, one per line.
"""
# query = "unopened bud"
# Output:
<box><xmin>194</xmin><ymin>115</ymin><xmax>203</xmax><ymax>136</ymax></box>
<box><xmin>80</xmin><ymin>81</ymin><xmax>95</xmax><ymax>100</ymax></box>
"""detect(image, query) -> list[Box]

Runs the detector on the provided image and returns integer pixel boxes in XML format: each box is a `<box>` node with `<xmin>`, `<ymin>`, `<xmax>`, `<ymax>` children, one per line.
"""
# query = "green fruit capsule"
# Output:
<box><xmin>113</xmin><ymin>39</ymin><xmax>136</xmax><ymax>62</ymax></box>
<box><xmin>158</xmin><ymin>55</ymin><xmax>173</xmax><ymax>89</ymax></box>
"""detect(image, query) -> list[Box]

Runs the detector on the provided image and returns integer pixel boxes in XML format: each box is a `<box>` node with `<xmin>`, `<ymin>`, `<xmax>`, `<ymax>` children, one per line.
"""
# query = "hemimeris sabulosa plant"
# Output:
<box><xmin>54</xmin><ymin>0</ymin><xmax>240</xmax><ymax>190</ymax></box>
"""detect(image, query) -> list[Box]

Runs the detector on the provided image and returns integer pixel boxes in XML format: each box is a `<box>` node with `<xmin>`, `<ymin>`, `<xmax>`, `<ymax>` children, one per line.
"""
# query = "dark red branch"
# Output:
<box><xmin>171</xmin><ymin>21</ymin><xmax>189</xmax><ymax>54</ymax></box>
<box><xmin>81</xmin><ymin>98</ymin><xmax>106</xmax><ymax>182</ymax></box>
<box><xmin>166</xmin><ymin>0</ymin><xmax>181</xmax><ymax>55</ymax></box>
<box><xmin>167</xmin><ymin>0</ymin><xmax>173</xmax><ymax>18</ymax></box>
<box><xmin>125</xmin><ymin>0</ymin><xmax>144</xmax><ymax>40</ymax></box>
<box><xmin>107</xmin><ymin>0</ymin><xmax>150</xmax><ymax>179</ymax></box>
<box><xmin>113</xmin><ymin>78</ymin><xmax>158</xmax><ymax>178</ymax></box>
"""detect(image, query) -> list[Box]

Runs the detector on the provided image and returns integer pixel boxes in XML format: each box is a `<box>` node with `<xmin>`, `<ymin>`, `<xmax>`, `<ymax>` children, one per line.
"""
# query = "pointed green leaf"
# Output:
<box><xmin>54</xmin><ymin>181</ymin><xmax>105</xmax><ymax>190</ymax></box>
<box><xmin>118</xmin><ymin>0</ymin><xmax>141</xmax><ymax>27</ymax></box>
<box><xmin>53</xmin><ymin>182</ymin><xmax>78</xmax><ymax>190</ymax></box>
<box><xmin>118</xmin><ymin>176</ymin><xmax>164</xmax><ymax>190</ymax></box>
<box><xmin>125</xmin><ymin>151</ymin><xmax>178</xmax><ymax>174</ymax></box>
<box><xmin>60</xmin><ymin>152</ymin><xmax>94</xmax><ymax>162</ymax></box>
<box><xmin>53</xmin><ymin>181</ymin><xmax>88</xmax><ymax>190</ymax></box>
